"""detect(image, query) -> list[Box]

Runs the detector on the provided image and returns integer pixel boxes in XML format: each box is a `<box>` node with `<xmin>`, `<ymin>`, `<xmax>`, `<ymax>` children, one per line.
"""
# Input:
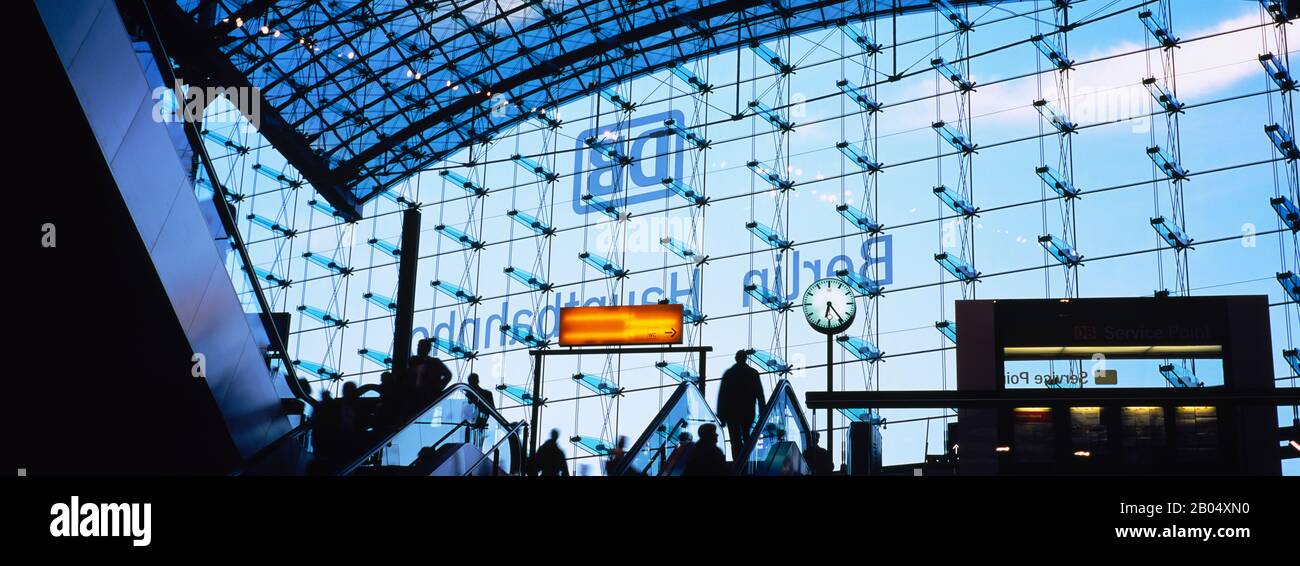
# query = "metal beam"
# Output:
<box><xmin>806</xmin><ymin>389</ymin><xmax>1300</xmax><ymax>409</ymax></box>
<box><xmin>141</xmin><ymin>0</ymin><xmax>362</xmax><ymax>221</ymax></box>
<box><xmin>391</xmin><ymin>207</ymin><xmax>422</xmax><ymax>376</ymax></box>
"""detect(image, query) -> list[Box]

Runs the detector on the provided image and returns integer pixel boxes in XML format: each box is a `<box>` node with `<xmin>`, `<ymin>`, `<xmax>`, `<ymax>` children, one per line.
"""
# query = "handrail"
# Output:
<box><xmin>734</xmin><ymin>378</ymin><xmax>812</xmax><ymax>474</ymax></box>
<box><xmin>230</xmin><ymin>417</ymin><xmax>313</xmax><ymax>476</ymax></box>
<box><xmin>336</xmin><ymin>383</ymin><xmax>521</xmax><ymax>475</ymax></box>
<box><xmin>611</xmin><ymin>382</ymin><xmax>691</xmax><ymax>476</ymax></box>
<box><xmin>611</xmin><ymin>382</ymin><xmax>724</xmax><ymax>476</ymax></box>
<box><xmin>130</xmin><ymin>0</ymin><xmax>314</xmax><ymax>408</ymax></box>
<box><xmin>640</xmin><ymin>417</ymin><xmax>688</xmax><ymax>476</ymax></box>
<box><xmin>463</xmin><ymin>420</ymin><xmax>529</xmax><ymax>476</ymax></box>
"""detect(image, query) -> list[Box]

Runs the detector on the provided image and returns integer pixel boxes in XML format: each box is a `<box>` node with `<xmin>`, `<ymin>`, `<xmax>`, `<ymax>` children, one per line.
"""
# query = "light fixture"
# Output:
<box><xmin>1074</xmin><ymin>450</ymin><xmax>1091</xmax><ymax>457</ymax></box>
<box><xmin>260</xmin><ymin>25</ymin><xmax>269</xmax><ymax>35</ymax></box>
<box><xmin>1003</xmin><ymin>344</ymin><xmax>1222</xmax><ymax>357</ymax></box>
<box><xmin>995</xmin><ymin>445</ymin><xmax>1011</xmax><ymax>453</ymax></box>
<box><xmin>1291</xmin><ymin>440</ymin><xmax>1299</xmax><ymax>453</ymax></box>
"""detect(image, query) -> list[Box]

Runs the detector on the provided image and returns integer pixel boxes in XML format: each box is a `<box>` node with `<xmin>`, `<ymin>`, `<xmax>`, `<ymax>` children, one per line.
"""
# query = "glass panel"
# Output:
<box><xmin>1012</xmin><ymin>408</ymin><xmax>1054</xmax><ymax>464</ymax></box>
<box><xmin>1121</xmin><ymin>407</ymin><xmax>1167</xmax><ymax>467</ymax></box>
<box><xmin>1069</xmin><ymin>407</ymin><xmax>1108</xmax><ymax>460</ymax></box>
<box><xmin>740</xmin><ymin>379</ymin><xmax>811</xmax><ymax>476</ymax></box>
<box><xmin>617</xmin><ymin>383</ymin><xmax>725</xmax><ymax>476</ymax></box>
<box><xmin>1174</xmin><ymin>406</ymin><xmax>1218</xmax><ymax>464</ymax></box>
<box><xmin>1004</xmin><ymin>359</ymin><xmax>1225</xmax><ymax>389</ymax></box>
<box><xmin>347</xmin><ymin>384</ymin><xmax>522</xmax><ymax>476</ymax></box>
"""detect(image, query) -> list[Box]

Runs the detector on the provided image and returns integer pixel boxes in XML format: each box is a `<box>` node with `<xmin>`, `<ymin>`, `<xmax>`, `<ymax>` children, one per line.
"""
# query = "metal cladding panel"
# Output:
<box><xmin>40</xmin><ymin>0</ymin><xmax>292</xmax><ymax>466</ymax></box>
<box><xmin>152</xmin><ymin>182</ymin><xmax>222</xmax><ymax>335</ymax></box>
<box><xmin>112</xmin><ymin>97</ymin><xmax>187</xmax><ymax>250</ymax></box>
<box><xmin>35</xmin><ymin>0</ymin><xmax>108</xmax><ymax>67</ymax></box>
<box><xmin>59</xmin><ymin>1</ymin><xmax>148</xmax><ymax>161</ymax></box>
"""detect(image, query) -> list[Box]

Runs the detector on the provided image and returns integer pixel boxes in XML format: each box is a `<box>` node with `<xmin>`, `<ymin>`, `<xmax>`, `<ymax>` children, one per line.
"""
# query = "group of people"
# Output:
<box><xmin>310</xmin><ymin>338</ymin><xmax>496</xmax><ymax>468</ymax></box>
<box><xmin>311</xmin><ymin>343</ymin><xmax>837</xmax><ymax>476</ymax></box>
<box><xmin>531</xmin><ymin>349</ymin><xmax>836</xmax><ymax>476</ymax></box>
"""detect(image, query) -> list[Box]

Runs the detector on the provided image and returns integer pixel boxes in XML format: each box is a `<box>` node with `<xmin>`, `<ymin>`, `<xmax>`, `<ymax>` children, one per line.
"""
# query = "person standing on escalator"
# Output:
<box><xmin>410</xmin><ymin>338</ymin><xmax>452</xmax><ymax>405</ymax></box>
<box><xmin>465</xmin><ymin>373</ymin><xmax>495</xmax><ymax>448</ymax></box>
<box><xmin>716</xmin><ymin>350</ymin><xmax>766</xmax><ymax>462</ymax></box>
<box><xmin>683</xmin><ymin>424</ymin><xmax>728</xmax><ymax>476</ymax></box>
<box><xmin>803</xmin><ymin>432</ymin><xmax>834</xmax><ymax>476</ymax></box>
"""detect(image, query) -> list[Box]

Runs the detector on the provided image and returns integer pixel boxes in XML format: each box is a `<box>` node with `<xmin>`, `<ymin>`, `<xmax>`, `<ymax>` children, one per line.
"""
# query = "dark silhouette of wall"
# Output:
<box><xmin>14</xmin><ymin>2</ymin><xmax>240</xmax><ymax>474</ymax></box>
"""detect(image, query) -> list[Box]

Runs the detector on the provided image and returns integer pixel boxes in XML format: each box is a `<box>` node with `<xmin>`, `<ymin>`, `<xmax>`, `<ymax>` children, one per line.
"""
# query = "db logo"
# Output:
<box><xmin>571</xmin><ymin>110</ymin><xmax>685</xmax><ymax>215</ymax></box>
<box><xmin>1073</xmin><ymin>325</ymin><xmax>1096</xmax><ymax>340</ymax></box>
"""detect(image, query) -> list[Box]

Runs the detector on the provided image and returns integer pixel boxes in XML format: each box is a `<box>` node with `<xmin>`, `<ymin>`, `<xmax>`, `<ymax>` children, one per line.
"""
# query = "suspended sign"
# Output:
<box><xmin>559</xmin><ymin>304</ymin><xmax>684</xmax><ymax>346</ymax></box>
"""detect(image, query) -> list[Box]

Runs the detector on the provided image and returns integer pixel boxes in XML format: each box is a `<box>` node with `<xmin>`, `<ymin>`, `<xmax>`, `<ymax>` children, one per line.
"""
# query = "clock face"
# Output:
<box><xmin>802</xmin><ymin>278</ymin><xmax>857</xmax><ymax>335</ymax></box>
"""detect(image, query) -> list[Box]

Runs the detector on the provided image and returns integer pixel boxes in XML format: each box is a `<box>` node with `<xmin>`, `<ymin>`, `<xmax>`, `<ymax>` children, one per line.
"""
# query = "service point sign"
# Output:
<box><xmin>559</xmin><ymin>304</ymin><xmax>684</xmax><ymax>347</ymax></box>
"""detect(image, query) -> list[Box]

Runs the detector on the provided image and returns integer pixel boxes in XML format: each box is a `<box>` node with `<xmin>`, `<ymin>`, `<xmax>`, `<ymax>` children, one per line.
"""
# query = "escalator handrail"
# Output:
<box><xmin>610</xmin><ymin>382</ymin><xmax>690</xmax><ymax>476</ymax></box>
<box><xmin>230</xmin><ymin>418</ymin><xmax>313</xmax><ymax>476</ymax></box>
<box><xmin>611</xmin><ymin>382</ymin><xmax>724</xmax><ymax>476</ymax></box>
<box><xmin>130</xmin><ymin>1</ymin><xmax>313</xmax><ymax>409</ymax></box>
<box><xmin>641</xmin><ymin>417</ymin><xmax>688</xmax><ymax>476</ymax></box>
<box><xmin>463</xmin><ymin>420</ymin><xmax>529</xmax><ymax>476</ymax></box>
<box><xmin>733</xmin><ymin>378</ymin><xmax>813</xmax><ymax>474</ymax></box>
<box><xmin>336</xmin><ymin>383</ymin><xmax>522</xmax><ymax>476</ymax></box>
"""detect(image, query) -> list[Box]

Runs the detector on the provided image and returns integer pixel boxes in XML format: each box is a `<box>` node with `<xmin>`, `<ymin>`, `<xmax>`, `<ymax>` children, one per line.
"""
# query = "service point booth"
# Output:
<box><xmin>956</xmin><ymin>295</ymin><xmax>1285</xmax><ymax>475</ymax></box>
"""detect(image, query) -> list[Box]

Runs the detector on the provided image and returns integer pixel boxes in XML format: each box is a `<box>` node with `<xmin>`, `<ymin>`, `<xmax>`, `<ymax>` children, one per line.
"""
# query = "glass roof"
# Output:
<box><xmin>168</xmin><ymin>0</ymin><xmax>957</xmax><ymax>213</ymax></box>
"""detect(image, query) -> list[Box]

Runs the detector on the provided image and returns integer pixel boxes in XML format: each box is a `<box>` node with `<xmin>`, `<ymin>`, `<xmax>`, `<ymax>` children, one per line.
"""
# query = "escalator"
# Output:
<box><xmin>609</xmin><ymin>382</ymin><xmax>727</xmax><ymax>476</ymax></box>
<box><xmin>239</xmin><ymin>384</ymin><xmax>526</xmax><ymax>476</ymax></box>
<box><xmin>734</xmin><ymin>379</ymin><xmax>813</xmax><ymax>476</ymax></box>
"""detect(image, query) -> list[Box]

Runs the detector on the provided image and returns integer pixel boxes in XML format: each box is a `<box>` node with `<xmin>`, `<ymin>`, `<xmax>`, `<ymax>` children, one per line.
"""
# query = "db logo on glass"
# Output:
<box><xmin>571</xmin><ymin>110</ymin><xmax>685</xmax><ymax>215</ymax></box>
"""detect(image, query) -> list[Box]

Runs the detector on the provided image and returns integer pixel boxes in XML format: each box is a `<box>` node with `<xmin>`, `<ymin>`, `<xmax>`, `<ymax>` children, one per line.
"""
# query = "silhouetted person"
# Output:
<box><xmin>411</xmin><ymin>338</ymin><xmax>452</xmax><ymax>403</ymax></box>
<box><xmin>376</xmin><ymin>371</ymin><xmax>400</xmax><ymax>423</ymax></box>
<box><xmin>466</xmin><ymin>373</ymin><xmax>495</xmax><ymax>414</ymax></box>
<box><xmin>662</xmin><ymin>431</ymin><xmax>694</xmax><ymax>475</ymax></box>
<box><xmin>465</xmin><ymin>373</ymin><xmax>495</xmax><ymax>447</ymax></box>
<box><xmin>683</xmin><ymin>424</ymin><xmax>728</xmax><ymax>476</ymax></box>
<box><xmin>311</xmin><ymin>390</ymin><xmax>342</xmax><ymax>466</ymax></box>
<box><xmin>340</xmin><ymin>381</ymin><xmax>361</xmax><ymax>443</ymax></box>
<box><xmin>804</xmin><ymin>432</ymin><xmax>834</xmax><ymax>476</ymax></box>
<box><xmin>716</xmin><ymin>350</ymin><xmax>766</xmax><ymax>461</ymax></box>
<box><xmin>533</xmin><ymin>429</ymin><xmax>569</xmax><ymax>476</ymax></box>
<box><xmin>604</xmin><ymin>435</ymin><xmax>628</xmax><ymax>476</ymax></box>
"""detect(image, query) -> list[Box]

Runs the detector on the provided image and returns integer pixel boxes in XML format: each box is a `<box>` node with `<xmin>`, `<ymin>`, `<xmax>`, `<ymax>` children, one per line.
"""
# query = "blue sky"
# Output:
<box><xmin>201</xmin><ymin>0</ymin><xmax>1298</xmax><ymax>474</ymax></box>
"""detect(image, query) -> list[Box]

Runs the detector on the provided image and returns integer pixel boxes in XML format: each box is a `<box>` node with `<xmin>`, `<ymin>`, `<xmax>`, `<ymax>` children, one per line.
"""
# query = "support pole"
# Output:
<box><xmin>699</xmin><ymin>352</ymin><xmax>708</xmax><ymax>397</ymax></box>
<box><xmin>530</xmin><ymin>351</ymin><xmax>544</xmax><ymax>465</ymax></box>
<box><xmin>391</xmin><ymin>208</ymin><xmax>421</xmax><ymax>377</ymax></box>
<box><xmin>826</xmin><ymin>333</ymin><xmax>834</xmax><ymax>458</ymax></box>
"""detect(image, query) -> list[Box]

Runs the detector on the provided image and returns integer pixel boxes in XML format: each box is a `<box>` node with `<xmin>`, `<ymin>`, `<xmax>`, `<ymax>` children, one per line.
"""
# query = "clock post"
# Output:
<box><xmin>825</xmin><ymin>330</ymin><xmax>834</xmax><ymax>460</ymax></box>
<box><xmin>801</xmin><ymin>277</ymin><xmax>857</xmax><ymax>470</ymax></box>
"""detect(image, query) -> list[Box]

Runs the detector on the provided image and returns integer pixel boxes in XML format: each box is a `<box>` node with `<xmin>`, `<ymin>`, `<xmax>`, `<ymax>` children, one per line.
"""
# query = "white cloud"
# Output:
<box><xmin>884</xmin><ymin>9</ymin><xmax>1293</xmax><ymax>131</ymax></box>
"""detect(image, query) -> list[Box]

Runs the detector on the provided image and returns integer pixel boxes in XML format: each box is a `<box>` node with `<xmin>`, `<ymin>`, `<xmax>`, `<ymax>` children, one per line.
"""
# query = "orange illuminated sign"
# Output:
<box><xmin>559</xmin><ymin>304</ymin><xmax>684</xmax><ymax>346</ymax></box>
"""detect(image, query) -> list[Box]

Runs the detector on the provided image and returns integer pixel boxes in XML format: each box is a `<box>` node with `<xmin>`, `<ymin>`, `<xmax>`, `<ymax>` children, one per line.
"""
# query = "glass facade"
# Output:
<box><xmin>189</xmin><ymin>0</ymin><xmax>1298</xmax><ymax>474</ymax></box>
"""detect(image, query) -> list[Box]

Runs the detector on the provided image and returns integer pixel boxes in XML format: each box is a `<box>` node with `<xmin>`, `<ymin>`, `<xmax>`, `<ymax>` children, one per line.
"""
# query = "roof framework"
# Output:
<box><xmin>161</xmin><ymin>0</ymin><xmax>993</xmax><ymax>217</ymax></box>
